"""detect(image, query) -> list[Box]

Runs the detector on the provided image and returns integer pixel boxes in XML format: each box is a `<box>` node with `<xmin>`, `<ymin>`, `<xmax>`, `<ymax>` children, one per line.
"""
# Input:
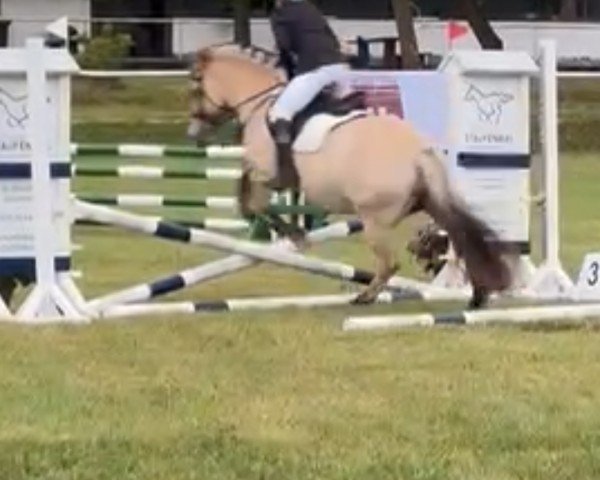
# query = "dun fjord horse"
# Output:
<box><xmin>187</xmin><ymin>45</ymin><xmax>515</xmax><ymax>308</ymax></box>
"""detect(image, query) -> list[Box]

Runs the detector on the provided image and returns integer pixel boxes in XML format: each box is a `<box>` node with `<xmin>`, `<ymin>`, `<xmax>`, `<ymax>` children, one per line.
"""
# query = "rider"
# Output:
<box><xmin>269</xmin><ymin>0</ymin><xmax>348</xmax><ymax>178</ymax></box>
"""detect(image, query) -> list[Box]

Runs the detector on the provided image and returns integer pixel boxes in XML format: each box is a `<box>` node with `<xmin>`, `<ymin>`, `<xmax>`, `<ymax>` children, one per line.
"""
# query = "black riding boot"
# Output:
<box><xmin>269</xmin><ymin>119</ymin><xmax>297</xmax><ymax>188</ymax></box>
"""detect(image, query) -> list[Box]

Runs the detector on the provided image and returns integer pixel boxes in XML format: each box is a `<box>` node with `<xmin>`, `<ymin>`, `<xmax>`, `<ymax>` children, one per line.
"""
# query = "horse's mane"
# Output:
<box><xmin>199</xmin><ymin>43</ymin><xmax>285</xmax><ymax>80</ymax></box>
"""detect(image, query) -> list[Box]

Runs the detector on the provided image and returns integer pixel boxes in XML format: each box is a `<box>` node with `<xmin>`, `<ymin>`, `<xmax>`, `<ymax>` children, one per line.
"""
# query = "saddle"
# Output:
<box><xmin>273</xmin><ymin>86</ymin><xmax>367</xmax><ymax>154</ymax></box>
<box><xmin>292</xmin><ymin>87</ymin><xmax>367</xmax><ymax>140</ymax></box>
<box><xmin>266</xmin><ymin>85</ymin><xmax>367</xmax><ymax>190</ymax></box>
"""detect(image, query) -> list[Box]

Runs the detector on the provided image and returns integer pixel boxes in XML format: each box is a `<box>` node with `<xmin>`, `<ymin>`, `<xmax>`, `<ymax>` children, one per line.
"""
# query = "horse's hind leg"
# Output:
<box><xmin>468</xmin><ymin>286</ymin><xmax>489</xmax><ymax>310</ymax></box>
<box><xmin>352</xmin><ymin>217</ymin><xmax>398</xmax><ymax>305</ymax></box>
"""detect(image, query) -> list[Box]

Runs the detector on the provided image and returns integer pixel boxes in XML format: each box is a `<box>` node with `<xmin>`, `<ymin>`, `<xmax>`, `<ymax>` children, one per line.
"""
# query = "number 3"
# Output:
<box><xmin>588</xmin><ymin>261</ymin><xmax>600</xmax><ymax>286</ymax></box>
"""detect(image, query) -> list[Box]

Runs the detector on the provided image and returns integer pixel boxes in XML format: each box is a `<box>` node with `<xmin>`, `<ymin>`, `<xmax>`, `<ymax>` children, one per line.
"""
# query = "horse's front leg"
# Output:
<box><xmin>266</xmin><ymin>212</ymin><xmax>308</xmax><ymax>249</ymax></box>
<box><xmin>237</xmin><ymin>172</ymin><xmax>307</xmax><ymax>248</ymax></box>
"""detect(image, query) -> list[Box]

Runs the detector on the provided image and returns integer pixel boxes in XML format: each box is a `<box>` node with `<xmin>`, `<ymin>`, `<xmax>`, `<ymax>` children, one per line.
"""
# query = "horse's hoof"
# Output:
<box><xmin>290</xmin><ymin>232</ymin><xmax>309</xmax><ymax>251</ymax></box>
<box><xmin>350</xmin><ymin>292</ymin><xmax>377</xmax><ymax>306</ymax></box>
<box><xmin>467</xmin><ymin>289</ymin><xmax>489</xmax><ymax>310</ymax></box>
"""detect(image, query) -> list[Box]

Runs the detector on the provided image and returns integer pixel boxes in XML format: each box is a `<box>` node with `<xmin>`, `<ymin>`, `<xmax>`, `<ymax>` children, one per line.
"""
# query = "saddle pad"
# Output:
<box><xmin>293</xmin><ymin>111</ymin><xmax>366</xmax><ymax>154</ymax></box>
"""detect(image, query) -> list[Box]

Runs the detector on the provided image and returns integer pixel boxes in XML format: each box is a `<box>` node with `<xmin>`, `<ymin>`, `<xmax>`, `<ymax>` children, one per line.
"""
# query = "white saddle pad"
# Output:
<box><xmin>292</xmin><ymin>111</ymin><xmax>366</xmax><ymax>154</ymax></box>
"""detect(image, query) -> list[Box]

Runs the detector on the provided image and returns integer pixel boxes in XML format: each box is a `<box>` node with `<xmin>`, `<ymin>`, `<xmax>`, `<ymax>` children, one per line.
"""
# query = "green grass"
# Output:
<box><xmin>1</xmin><ymin>78</ymin><xmax>599</xmax><ymax>479</ymax></box>
<box><xmin>1</xmin><ymin>320</ymin><xmax>600</xmax><ymax>480</ymax></box>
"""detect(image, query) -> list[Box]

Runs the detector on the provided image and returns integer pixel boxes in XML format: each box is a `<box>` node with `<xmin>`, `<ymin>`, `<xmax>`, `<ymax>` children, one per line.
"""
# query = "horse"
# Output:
<box><xmin>187</xmin><ymin>44</ymin><xmax>516</xmax><ymax>308</ymax></box>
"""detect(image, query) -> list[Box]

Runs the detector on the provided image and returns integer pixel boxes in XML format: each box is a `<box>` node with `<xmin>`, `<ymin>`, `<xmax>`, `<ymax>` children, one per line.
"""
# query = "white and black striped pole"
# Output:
<box><xmin>75</xmin><ymin>200</ymin><xmax>449</xmax><ymax>305</ymax></box>
<box><xmin>88</xmin><ymin>219</ymin><xmax>365</xmax><ymax>313</ymax></box>
<box><xmin>343</xmin><ymin>303</ymin><xmax>600</xmax><ymax>331</ymax></box>
<box><xmin>98</xmin><ymin>292</ymin><xmax>412</xmax><ymax>319</ymax></box>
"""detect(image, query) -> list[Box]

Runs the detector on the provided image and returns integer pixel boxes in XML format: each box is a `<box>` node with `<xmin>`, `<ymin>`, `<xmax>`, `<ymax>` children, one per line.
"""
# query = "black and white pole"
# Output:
<box><xmin>99</xmin><ymin>291</ymin><xmax>412</xmax><ymax>319</ymax></box>
<box><xmin>343</xmin><ymin>303</ymin><xmax>600</xmax><ymax>331</ymax></box>
<box><xmin>88</xmin><ymin>219</ymin><xmax>366</xmax><ymax>313</ymax></box>
<box><xmin>75</xmin><ymin>200</ymin><xmax>455</xmax><ymax>304</ymax></box>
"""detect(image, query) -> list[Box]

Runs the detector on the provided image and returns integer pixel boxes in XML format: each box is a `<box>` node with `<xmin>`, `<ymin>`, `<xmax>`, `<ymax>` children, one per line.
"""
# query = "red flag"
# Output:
<box><xmin>447</xmin><ymin>20</ymin><xmax>469</xmax><ymax>44</ymax></box>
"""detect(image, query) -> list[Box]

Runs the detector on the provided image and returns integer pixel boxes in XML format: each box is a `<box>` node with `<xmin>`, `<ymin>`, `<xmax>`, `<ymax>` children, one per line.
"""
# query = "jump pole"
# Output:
<box><xmin>343</xmin><ymin>303</ymin><xmax>600</xmax><ymax>331</ymax></box>
<box><xmin>76</xmin><ymin>194</ymin><xmax>327</xmax><ymax>217</ymax></box>
<box><xmin>75</xmin><ymin>217</ymin><xmax>251</xmax><ymax>232</ymax></box>
<box><xmin>70</xmin><ymin>143</ymin><xmax>245</xmax><ymax>160</ymax></box>
<box><xmin>72</xmin><ymin>165</ymin><xmax>243</xmax><ymax>180</ymax></box>
<box><xmin>75</xmin><ymin>200</ymin><xmax>462</xmax><ymax>302</ymax></box>
<box><xmin>98</xmin><ymin>291</ymin><xmax>410</xmax><ymax>319</ymax></box>
<box><xmin>77</xmin><ymin>194</ymin><xmax>240</xmax><ymax>210</ymax></box>
<box><xmin>88</xmin><ymin>219</ymin><xmax>367</xmax><ymax>313</ymax></box>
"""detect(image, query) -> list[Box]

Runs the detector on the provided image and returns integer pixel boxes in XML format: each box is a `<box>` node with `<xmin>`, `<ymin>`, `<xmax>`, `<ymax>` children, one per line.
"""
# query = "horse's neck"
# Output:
<box><xmin>231</xmin><ymin>76</ymin><xmax>278</xmax><ymax>103</ymax></box>
<box><xmin>226</xmin><ymin>69</ymin><xmax>280</xmax><ymax>121</ymax></box>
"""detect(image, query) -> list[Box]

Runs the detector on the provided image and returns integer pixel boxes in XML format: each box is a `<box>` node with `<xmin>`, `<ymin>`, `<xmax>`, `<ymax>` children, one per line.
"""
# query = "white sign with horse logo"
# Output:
<box><xmin>0</xmin><ymin>50</ymin><xmax>75</xmax><ymax>279</ymax></box>
<box><xmin>440</xmin><ymin>50</ymin><xmax>538</xmax><ymax>248</ymax></box>
<box><xmin>460</xmin><ymin>76</ymin><xmax>528</xmax><ymax>151</ymax></box>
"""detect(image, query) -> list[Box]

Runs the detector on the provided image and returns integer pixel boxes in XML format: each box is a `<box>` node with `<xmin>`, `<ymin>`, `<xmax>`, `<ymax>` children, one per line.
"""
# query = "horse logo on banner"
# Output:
<box><xmin>0</xmin><ymin>87</ymin><xmax>29</xmax><ymax>129</ymax></box>
<box><xmin>464</xmin><ymin>84</ymin><xmax>514</xmax><ymax>125</ymax></box>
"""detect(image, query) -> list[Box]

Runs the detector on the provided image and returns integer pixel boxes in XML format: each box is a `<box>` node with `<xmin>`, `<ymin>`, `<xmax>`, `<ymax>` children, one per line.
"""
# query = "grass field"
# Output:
<box><xmin>0</xmin><ymin>77</ymin><xmax>599</xmax><ymax>479</ymax></box>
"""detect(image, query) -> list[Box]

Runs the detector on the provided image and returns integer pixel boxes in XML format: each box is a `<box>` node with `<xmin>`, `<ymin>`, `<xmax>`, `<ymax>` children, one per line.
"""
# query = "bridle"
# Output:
<box><xmin>190</xmin><ymin>76</ymin><xmax>284</xmax><ymax>129</ymax></box>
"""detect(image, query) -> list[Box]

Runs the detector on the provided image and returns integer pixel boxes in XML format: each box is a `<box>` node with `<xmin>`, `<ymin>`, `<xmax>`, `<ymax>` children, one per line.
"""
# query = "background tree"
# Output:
<box><xmin>390</xmin><ymin>0</ymin><xmax>422</xmax><ymax>69</ymax></box>
<box><xmin>390</xmin><ymin>0</ymin><xmax>502</xmax><ymax>70</ymax></box>
<box><xmin>232</xmin><ymin>0</ymin><xmax>252</xmax><ymax>46</ymax></box>
<box><xmin>452</xmin><ymin>0</ymin><xmax>503</xmax><ymax>50</ymax></box>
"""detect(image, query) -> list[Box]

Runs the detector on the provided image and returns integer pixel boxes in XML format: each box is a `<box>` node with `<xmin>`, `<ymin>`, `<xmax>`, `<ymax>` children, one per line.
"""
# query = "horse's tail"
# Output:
<box><xmin>415</xmin><ymin>148</ymin><xmax>513</xmax><ymax>294</ymax></box>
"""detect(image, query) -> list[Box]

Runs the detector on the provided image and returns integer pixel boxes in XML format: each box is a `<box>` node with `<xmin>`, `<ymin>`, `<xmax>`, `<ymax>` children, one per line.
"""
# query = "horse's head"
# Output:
<box><xmin>187</xmin><ymin>48</ymin><xmax>234</xmax><ymax>139</ymax></box>
<box><xmin>187</xmin><ymin>45</ymin><xmax>284</xmax><ymax>140</ymax></box>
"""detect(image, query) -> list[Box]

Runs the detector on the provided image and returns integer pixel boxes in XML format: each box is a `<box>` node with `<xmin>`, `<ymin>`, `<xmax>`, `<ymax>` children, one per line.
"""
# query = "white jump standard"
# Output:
<box><xmin>0</xmin><ymin>38</ymin><xmax>87</xmax><ymax>322</ymax></box>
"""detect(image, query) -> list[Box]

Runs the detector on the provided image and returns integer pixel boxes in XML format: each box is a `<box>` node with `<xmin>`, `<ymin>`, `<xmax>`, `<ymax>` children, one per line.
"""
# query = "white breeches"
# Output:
<box><xmin>269</xmin><ymin>63</ymin><xmax>349</xmax><ymax>121</ymax></box>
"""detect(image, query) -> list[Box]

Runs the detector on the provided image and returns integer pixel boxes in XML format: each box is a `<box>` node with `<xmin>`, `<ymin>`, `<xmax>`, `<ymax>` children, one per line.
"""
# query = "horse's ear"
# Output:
<box><xmin>195</xmin><ymin>49</ymin><xmax>213</xmax><ymax>72</ymax></box>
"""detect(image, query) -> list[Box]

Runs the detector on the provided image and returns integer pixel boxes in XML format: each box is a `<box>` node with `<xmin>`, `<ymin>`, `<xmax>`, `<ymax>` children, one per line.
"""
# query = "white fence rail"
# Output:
<box><xmin>78</xmin><ymin>70</ymin><xmax>189</xmax><ymax>78</ymax></box>
<box><xmin>76</xmin><ymin>70</ymin><xmax>600</xmax><ymax>80</ymax></box>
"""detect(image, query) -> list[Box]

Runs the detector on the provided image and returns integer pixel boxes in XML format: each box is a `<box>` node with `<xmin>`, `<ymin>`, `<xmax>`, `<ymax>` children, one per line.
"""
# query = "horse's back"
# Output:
<box><xmin>298</xmin><ymin>113</ymin><xmax>429</xmax><ymax>216</ymax></box>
